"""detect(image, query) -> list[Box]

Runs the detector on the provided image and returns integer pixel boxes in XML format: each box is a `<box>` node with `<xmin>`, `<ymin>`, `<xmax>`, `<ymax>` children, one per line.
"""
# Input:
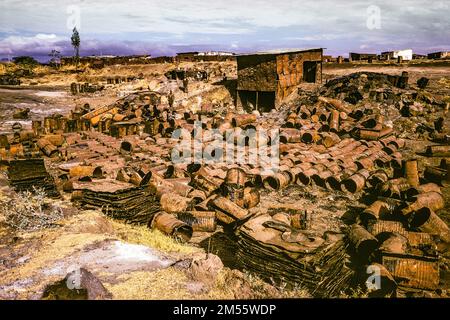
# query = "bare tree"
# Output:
<box><xmin>48</xmin><ymin>49</ymin><xmax>61</xmax><ymax>69</ymax></box>
<box><xmin>71</xmin><ymin>27</ymin><xmax>80</xmax><ymax>69</ymax></box>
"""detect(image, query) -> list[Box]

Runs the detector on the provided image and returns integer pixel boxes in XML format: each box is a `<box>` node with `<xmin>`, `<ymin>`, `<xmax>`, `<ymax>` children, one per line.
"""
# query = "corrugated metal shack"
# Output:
<box><xmin>175</xmin><ymin>52</ymin><xmax>200</xmax><ymax>62</ymax></box>
<box><xmin>236</xmin><ymin>48</ymin><xmax>323</xmax><ymax>112</ymax></box>
<box><xmin>427</xmin><ymin>51</ymin><xmax>449</xmax><ymax>60</ymax></box>
<box><xmin>349</xmin><ymin>52</ymin><xmax>377</xmax><ymax>61</ymax></box>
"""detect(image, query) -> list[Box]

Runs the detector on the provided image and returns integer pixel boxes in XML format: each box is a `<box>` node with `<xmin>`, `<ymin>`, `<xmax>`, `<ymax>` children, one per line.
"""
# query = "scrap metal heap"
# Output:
<box><xmin>3</xmin><ymin>158</ymin><xmax>60</xmax><ymax>198</ymax></box>
<box><xmin>0</xmin><ymin>71</ymin><xmax>448</xmax><ymax>297</ymax></box>
<box><xmin>319</xmin><ymin>71</ymin><xmax>449</xmax><ymax>141</ymax></box>
<box><xmin>236</xmin><ymin>214</ymin><xmax>353</xmax><ymax>297</ymax></box>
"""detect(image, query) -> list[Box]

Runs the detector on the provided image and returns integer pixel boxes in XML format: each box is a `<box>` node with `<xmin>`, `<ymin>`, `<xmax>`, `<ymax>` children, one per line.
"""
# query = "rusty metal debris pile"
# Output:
<box><xmin>235</xmin><ymin>214</ymin><xmax>353</xmax><ymax>297</ymax></box>
<box><xmin>72</xmin><ymin>179</ymin><xmax>159</xmax><ymax>224</ymax></box>
<box><xmin>348</xmin><ymin>159</ymin><xmax>448</xmax><ymax>295</ymax></box>
<box><xmin>4</xmin><ymin>158</ymin><xmax>59</xmax><ymax>197</ymax></box>
<box><xmin>165</xmin><ymin>69</ymin><xmax>209</xmax><ymax>82</ymax></box>
<box><xmin>0</xmin><ymin>70</ymin><xmax>448</xmax><ymax>297</ymax></box>
<box><xmin>316</xmin><ymin>72</ymin><xmax>449</xmax><ymax>141</ymax></box>
<box><xmin>70</xmin><ymin>82</ymin><xmax>105</xmax><ymax>95</ymax></box>
<box><xmin>275</xmin><ymin>96</ymin><xmax>403</xmax><ymax>194</ymax></box>
<box><xmin>105</xmin><ymin>76</ymin><xmax>139</xmax><ymax>85</ymax></box>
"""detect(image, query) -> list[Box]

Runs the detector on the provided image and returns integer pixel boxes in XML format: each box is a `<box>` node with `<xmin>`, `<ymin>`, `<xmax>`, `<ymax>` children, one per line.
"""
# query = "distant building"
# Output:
<box><xmin>175</xmin><ymin>52</ymin><xmax>199</xmax><ymax>62</ymax></box>
<box><xmin>176</xmin><ymin>51</ymin><xmax>235</xmax><ymax>62</ymax></box>
<box><xmin>236</xmin><ymin>48</ymin><xmax>323</xmax><ymax>112</ymax></box>
<box><xmin>427</xmin><ymin>51</ymin><xmax>449</xmax><ymax>59</ymax></box>
<box><xmin>86</xmin><ymin>55</ymin><xmax>117</xmax><ymax>59</ymax></box>
<box><xmin>322</xmin><ymin>55</ymin><xmax>336</xmax><ymax>62</ymax></box>
<box><xmin>412</xmin><ymin>53</ymin><xmax>427</xmax><ymax>60</ymax></box>
<box><xmin>197</xmin><ymin>51</ymin><xmax>234</xmax><ymax>56</ymax></box>
<box><xmin>349</xmin><ymin>52</ymin><xmax>377</xmax><ymax>61</ymax></box>
<box><xmin>380</xmin><ymin>49</ymin><xmax>413</xmax><ymax>61</ymax></box>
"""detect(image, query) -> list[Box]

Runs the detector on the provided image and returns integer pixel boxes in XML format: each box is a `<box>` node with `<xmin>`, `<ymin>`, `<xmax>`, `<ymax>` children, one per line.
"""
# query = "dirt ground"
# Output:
<box><xmin>0</xmin><ymin>59</ymin><xmax>449</xmax><ymax>299</ymax></box>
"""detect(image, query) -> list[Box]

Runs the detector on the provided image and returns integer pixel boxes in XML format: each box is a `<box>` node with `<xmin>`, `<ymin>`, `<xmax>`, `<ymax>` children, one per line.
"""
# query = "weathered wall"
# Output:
<box><xmin>236</xmin><ymin>55</ymin><xmax>278</xmax><ymax>92</ymax></box>
<box><xmin>276</xmin><ymin>51</ymin><xmax>322</xmax><ymax>87</ymax></box>
<box><xmin>427</xmin><ymin>52</ymin><xmax>449</xmax><ymax>59</ymax></box>
<box><xmin>237</xmin><ymin>50</ymin><xmax>322</xmax><ymax>108</ymax></box>
<box><xmin>276</xmin><ymin>50</ymin><xmax>322</xmax><ymax>101</ymax></box>
<box><xmin>349</xmin><ymin>53</ymin><xmax>377</xmax><ymax>61</ymax></box>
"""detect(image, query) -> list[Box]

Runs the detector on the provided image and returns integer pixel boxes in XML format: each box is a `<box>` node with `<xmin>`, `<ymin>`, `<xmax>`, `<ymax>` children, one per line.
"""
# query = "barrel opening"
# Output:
<box><xmin>312</xmin><ymin>174</ymin><xmax>326</xmax><ymax>188</ymax></box>
<box><xmin>92</xmin><ymin>166</ymin><xmax>103</xmax><ymax>179</ymax></box>
<box><xmin>120</xmin><ymin>141</ymin><xmax>132</xmax><ymax>153</ymax></box>
<box><xmin>342</xmin><ymin>179</ymin><xmax>357</xmax><ymax>193</ymax></box>
<box><xmin>187</xmin><ymin>163</ymin><xmax>202</xmax><ymax>173</ymax></box>
<box><xmin>173</xmin><ymin>225</ymin><xmax>194</xmax><ymax>243</ymax></box>
<box><xmin>298</xmin><ymin>173</ymin><xmax>312</xmax><ymax>186</ymax></box>
<box><xmin>326</xmin><ymin>176</ymin><xmax>342</xmax><ymax>191</ymax></box>
<box><xmin>264</xmin><ymin>176</ymin><xmax>280</xmax><ymax>190</ymax></box>
<box><xmin>409</xmin><ymin>207</ymin><xmax>431</xmax><ymax>229</ymax></box>
<box><xmin>301</xmin><ymin>133</ymin><xmax>313</xmax><ymax>143</ymax></box>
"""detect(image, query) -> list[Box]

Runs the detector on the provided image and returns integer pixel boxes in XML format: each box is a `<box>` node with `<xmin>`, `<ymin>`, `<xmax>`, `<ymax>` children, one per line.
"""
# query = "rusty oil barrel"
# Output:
<box><xmin>177</xmin><ymin>211</ymin><xmax>217</xmax><ymax>232</ymax></box>
<box><xmin>225</xmin><ymin>167</ymin><xmax>247</xmax><ymax>186</ymax></box>
<box><xmin>377</xmin><ymin>232</ymin><xmax>408</xmax><ymax>254</ymax></box>
<box><xmin>243</xmin><ymin>187</ymin><xmax>260</xmax><ymax>209</ymax></box>
<box><xmin>297</xmin><ymin>167</ymin><xmax>318</xmax><ymax>186</ymax></box>
<box><xmin>405</xmin><ymin>183</ymin><xmax>441</xmax><ymax>200</ymax></box>
<box><xmin>424</xmin><ymin>166</ymin><xmax>449</xmax><ymax>186</ymax></box>
<box><xmin>409</xmin><ymin>207</ymin><xmax>450</xmax><ymax>242</ymax></box>
<box><xmin>367</xmin><ymin>170</ymin><xmax>389</xmax><ymax>188</ymax></box>
<box><xmin>401</xmin><ymin>191</ymin><xmax>445</xmax><ymax>216</ymax></box>
<box><xmin>210</xmin><ymin>196</ymin><xmax>250</xmax><ymax>222</ymax></box>
<box><xmin>320</xmin><ymin>132</ymin><xmax>340</xmax><ymax>148</ymax></box>
<box><xmin>348</xmin><ymin>224</ymin><xmax>378</xmax><ymax>260</ymax></box>
<box><xmin>378</xmin><ymin>178</ymin><xmax>410</xmax><ymax>199</ymax></box>
<box><xmin>361</xmin><ymin>200</ymin><xmax>393</xmax><ymax>221</ymax></box>
<box><xmin>341</xmin><ymin>169</ymin><xmax>370</xmax><ymax>193</ymax></box>
<box><xmin>37</xmin><ymin>138</ymin><xmax>58</xmax><ymax>157</ymax></box>
<box><xmin>329</xmin><ymin>109</ymin><xmax>340</xmax><ymax>132</ymax></box>
<box><xmin>149</xmin><ymin>211</ymin><xmax>193</xmax><ymax>243</ymax></box>
<box><xmin>426</xmin><ymin>145</ymin><xmax>450</xmax><ymax>157</ymax></box>
<box><xmin>232</xmin><ymin>114</ymin><xmax>257</xmax><ymax>127</ymax></box>
<box><xmin>263</xmin><ymin>171</ymin><xmax>292</xmax><ymax>190</ymax></box>
<box><xmin>403</xmin><ymin>159</ymin><xmax>419</xmax><ymax>187</ymax></box>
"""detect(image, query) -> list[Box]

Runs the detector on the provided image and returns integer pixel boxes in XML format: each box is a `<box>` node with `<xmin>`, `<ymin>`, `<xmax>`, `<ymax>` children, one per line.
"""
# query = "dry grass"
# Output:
<box><xmin>108</xmin><ymin>218</ymin><xmax>201</xmax><ymax>255</ymax></box>
<box><xmin>103</xmin><ymin>269</ymin><xmax>195</xmax><ymax>300</ymax></box>
<box><xmin>210</xmin><ymin>269</ymin><xmax>311</xmax><ymax>299</ymax></box>
<box><xmin>339</xmin><ymin>286</ymin><xmax>369</xmax><ymax>298</ymax></box>
<box><xmin>0</xmin><ymin>187</ymin><xmax>64</xmax><ymax>231</ymax></box>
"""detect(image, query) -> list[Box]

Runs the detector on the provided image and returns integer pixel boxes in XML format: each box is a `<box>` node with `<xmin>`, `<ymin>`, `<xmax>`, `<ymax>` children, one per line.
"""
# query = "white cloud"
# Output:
<box><xmin>0</xmin><ymin>0</ymin><xmax>448</xmax><ymax>57</ymax></box>
<box><xmin>285</xmin><ymin>35</ymin><xmax>341</xmax><ymax>41</ymax></box>
<box><xmin>0</xmin><ymin>34</ymin><xmax>66</xmax><ymax>55</ymax></box>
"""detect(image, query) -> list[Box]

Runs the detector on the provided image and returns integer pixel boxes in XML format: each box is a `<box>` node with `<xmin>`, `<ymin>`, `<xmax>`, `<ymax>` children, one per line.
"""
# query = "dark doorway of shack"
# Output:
<box><xmin>303</xmin><ymin>61</ymin><xmax>317</xmax><ymax>83</ymax></box>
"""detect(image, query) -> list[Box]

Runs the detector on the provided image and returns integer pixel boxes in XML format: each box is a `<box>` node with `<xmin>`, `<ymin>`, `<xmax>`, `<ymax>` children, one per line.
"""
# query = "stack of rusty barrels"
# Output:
<box><xmin>347</xmin><ymin>156</ymin><xmax>447</xmax><ymax>296</ymax></box>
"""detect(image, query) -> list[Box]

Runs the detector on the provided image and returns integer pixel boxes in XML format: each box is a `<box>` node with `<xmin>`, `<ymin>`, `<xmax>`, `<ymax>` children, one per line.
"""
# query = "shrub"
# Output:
<box><xmin>1</xmin><ymin>187</ymin><xmax>63</xmax><ymax>231</ymax></box>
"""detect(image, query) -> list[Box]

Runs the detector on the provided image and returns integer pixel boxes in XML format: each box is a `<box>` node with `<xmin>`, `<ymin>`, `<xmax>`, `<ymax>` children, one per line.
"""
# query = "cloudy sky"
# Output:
<box><xmin>0</xmin><ymin>0</ymin><xmax>449</xmax><ymax>61</ymax></box>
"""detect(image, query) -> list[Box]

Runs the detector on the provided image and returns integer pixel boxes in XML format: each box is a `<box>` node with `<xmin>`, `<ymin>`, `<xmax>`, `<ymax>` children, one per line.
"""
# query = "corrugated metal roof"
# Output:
<box><xmin>236</xmin><ymin>48</ymin><xmax>323</xmax><ymax>57</ymax></box>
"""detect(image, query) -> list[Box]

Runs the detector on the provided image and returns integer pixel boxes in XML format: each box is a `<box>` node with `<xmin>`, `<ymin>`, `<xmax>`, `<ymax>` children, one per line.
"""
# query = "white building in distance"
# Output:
<box><xmin>380</xmin><ymin>49</ymin><xmax>413</xmax><ymax>61</ymax></box>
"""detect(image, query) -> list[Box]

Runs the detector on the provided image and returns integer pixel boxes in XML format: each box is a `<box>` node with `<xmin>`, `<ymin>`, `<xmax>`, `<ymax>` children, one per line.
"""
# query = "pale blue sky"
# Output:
<box><xmin>0</xmin><ymin>0</ymin><xmax>449</xmax><ymax>61</ymax></box>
